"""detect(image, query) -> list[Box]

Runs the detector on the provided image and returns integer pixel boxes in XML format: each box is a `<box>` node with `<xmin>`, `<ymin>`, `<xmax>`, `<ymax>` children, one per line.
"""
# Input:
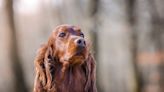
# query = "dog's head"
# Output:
<box><xmin>48</xmin><ymin>24</ymin><xmax>88</xmax><ymax>65</ymax></box>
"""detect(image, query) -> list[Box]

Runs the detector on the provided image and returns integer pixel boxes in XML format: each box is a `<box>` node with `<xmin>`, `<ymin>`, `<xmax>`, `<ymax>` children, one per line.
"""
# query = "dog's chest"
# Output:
<box><xmin>56</xmin><ymin>67</ymin><xmax>86</xmax><ymax>92</ymax></box>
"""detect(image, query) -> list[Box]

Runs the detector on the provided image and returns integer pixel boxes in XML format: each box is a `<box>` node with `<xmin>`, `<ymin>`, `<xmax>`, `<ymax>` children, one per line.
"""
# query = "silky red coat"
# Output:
<box><xmin>33</xmin><ymin>25</ymin><xmax>97</xmax><ymax>92</ymax></box>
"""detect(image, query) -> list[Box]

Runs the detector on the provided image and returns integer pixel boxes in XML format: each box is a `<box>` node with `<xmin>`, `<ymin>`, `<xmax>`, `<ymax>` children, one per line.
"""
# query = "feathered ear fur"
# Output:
<box><xmin>84</xmin><ymin>53</ymin><xmax>97</xmax><ymax>92</ymax></box>
<box><xmin>34</xmin><ymin>44</ymin><xmax>56</xmax><ymax>92</ymax></box>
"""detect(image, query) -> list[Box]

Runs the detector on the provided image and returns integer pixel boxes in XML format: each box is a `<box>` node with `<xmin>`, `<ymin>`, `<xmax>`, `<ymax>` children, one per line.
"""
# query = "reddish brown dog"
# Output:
<box><xmin>33</xmin><ymin>25</ymin><xmax>97</xmax><ymax>92</ymax></box>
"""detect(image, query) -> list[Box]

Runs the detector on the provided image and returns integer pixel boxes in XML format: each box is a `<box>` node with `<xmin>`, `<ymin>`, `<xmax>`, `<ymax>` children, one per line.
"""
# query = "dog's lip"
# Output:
<box><xmin>62</xmin><ymin>48</ymin><xmax>86</xmax><ymax>62</ymax></box>
<box><xmin>75</xmin><ymin>46</ymin><xmax>86</xmax><ymax>55</ymax></box>
<box><xmin>75</xmin><ymin>51</ymin><xmax>83</xmax><ymax>56</ymax></box>
<box><xmin>69</xmin><ymin>55</ymin><xmax>85</xmax><ymax>64</ymax></box>
<box><xmin>72</xmin><ymin>52</ymin><xmax>85</xmax><ymax>59</ymax></box>
<box><xmin>63</xmin><ymin>53</ymin><xmax>85</xmax><ymax>62</ymax></box>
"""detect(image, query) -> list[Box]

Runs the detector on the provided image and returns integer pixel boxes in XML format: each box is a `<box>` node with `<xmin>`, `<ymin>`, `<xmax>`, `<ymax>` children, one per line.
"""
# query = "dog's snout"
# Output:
<box><xmin>75</xmin><ymin>38</ymin><xmax>86</xmax><ymax>47</ymax></box>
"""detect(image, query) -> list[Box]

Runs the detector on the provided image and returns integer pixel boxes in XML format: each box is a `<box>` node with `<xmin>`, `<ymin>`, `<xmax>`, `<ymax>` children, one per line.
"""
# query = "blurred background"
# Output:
<box><xmin>0</xmin><ymin>0</ymin><xmax>164</xmax><ymax>92</ymax></box>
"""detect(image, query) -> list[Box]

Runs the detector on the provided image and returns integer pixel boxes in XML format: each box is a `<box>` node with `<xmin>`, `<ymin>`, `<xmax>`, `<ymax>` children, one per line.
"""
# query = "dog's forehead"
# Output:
<box><xmin>67</xmin><ymin>27</ymin><xmax>81</xmax><ymax>34</ymax></box>
<box><xmin>54</xmin><ymin>25</ymin><xmax>82</xmax><ymax>34</ymax></box>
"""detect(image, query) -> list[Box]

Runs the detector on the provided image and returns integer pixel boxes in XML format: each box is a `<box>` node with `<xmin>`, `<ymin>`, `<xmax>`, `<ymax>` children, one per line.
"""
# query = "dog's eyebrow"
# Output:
<box><xmin>68</xmin><ymin>27</ymin><xmax>77</xmax><ymax>35</ymax></box>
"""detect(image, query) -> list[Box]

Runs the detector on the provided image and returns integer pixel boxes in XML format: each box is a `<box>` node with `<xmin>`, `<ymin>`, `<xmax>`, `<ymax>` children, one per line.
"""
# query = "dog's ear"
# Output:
<box><xmin>34</xmin><ymin>43</ymin><xmax>57</xmax><ymax>92</ymax></box>
<box><xmin>83</xmin><ymin>53</ymin><xmax>97</xmax><ymax>92</ymax></box>
<box><xmin>44</xmin><ymin>46</ymin><xmax>56</xmax><ymax>89</ymax></box>
<box><xmin>34</xmin><ymin>44</ymin><xmax>48</xmax><ymax>92</ymax></box>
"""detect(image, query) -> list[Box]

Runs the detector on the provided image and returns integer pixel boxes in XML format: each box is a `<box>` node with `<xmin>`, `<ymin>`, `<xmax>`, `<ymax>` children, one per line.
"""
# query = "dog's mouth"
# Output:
<box><xmin>68</xmin><ymin>55</ymin><xmax>85</xmax><ymax>65</ymax></box>
<box><xmin>63</xmin><ymin>50</ymin><xmax>86</xmax><ymax>65</ymax></box>
<box><xmin>74</xmin><ymin>49</ymin><xmax>84</xmax><ymax>56</ymax></box>
<box><xmin>60</xmin><ymin>44</ymin><xmax>87</xmax><ymax>65</ymax></box>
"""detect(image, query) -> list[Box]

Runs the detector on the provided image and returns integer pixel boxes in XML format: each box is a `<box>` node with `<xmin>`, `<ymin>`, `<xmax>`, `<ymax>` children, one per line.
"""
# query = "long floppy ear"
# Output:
<box><xmin>33</xmin><ymin>43</ymin><xmax>57</xmax><ymax>92</ymax></box>
<box><xmin>33</xmin><ymin>44</ymin><xmax>48</xmax><ymax>92</ymax></box>
<box><xmin>84</xmin><ymin>53</ymin><xmax>97</xmax><ymax>92</ymax></box>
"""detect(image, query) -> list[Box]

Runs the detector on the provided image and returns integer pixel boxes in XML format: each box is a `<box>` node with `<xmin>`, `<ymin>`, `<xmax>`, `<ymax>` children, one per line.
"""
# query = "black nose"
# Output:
<box><xmin>76</xmin><ymin>38</ymin><xmax>86</xmax><ymax>47</ymax></box>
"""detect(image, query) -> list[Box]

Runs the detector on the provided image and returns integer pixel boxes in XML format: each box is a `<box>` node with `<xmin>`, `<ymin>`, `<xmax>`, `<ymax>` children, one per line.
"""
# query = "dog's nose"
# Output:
<box><xmin>75</xmin><ymin>38</ymin><xmax>86</xmax><ymax>47</ymax></box>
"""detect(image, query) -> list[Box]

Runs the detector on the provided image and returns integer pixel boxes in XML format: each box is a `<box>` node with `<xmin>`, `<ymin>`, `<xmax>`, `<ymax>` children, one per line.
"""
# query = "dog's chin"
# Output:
<box><xmin>66</xmin><ymin>53</ymin><xmax>86</xmax><ymax>65</ymax></box>
<box><xmin>61</xmin><ymin>50</ymin><xmax>87</xmax><ymax>65</ymax></box>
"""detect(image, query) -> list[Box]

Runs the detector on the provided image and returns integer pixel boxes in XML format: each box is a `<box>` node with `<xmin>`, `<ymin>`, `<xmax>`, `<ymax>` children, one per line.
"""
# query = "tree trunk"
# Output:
<box><xmin>97</xmin><ymin>0</ymin><xmax>137</xmax><ymax>92</ymax></box>
<box><xmin>4</xmin><ymin>0</ymin><xmax>28</xmax><ymax>92</ymax></box>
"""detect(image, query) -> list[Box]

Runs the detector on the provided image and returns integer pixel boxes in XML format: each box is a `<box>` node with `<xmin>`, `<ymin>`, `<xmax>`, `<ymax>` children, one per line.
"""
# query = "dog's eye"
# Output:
<box><xmin>59</xmin><ymin>32</ymin><xmax>66</xmax><ymax>37</ymax></box>
<box><xmin>80</xmin><ymin>33</ymin><xmax>84</xmax><ymax>38</ymax></box>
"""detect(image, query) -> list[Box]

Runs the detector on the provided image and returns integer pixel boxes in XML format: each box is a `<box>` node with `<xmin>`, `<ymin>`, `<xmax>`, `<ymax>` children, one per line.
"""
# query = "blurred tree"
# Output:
<box><xmin>4</xmin><ymin>0</ymin><xmax>28</xmax><ymax>92</ymax></box>
<box><xmin>96</xmin><ymin>0</ymin><xmax>137</xmax><ymax>92</ymax></box>
<box><xmin>0</xmin><ymin>0</ymin><xmax>164</xmax><ymax>92</ymax></box>
<box><xmin>134</xmin><ymin>0</ymin><xmax>164</xmax><ymax>92</ymax></box>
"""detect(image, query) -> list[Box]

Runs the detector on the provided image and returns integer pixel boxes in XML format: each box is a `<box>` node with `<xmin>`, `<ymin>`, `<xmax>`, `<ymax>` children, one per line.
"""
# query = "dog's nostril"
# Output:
<box><xmin>76</xmin><ymin>39</ymin><xmax>86</xmax><ymax>47</ymax></box>
<box><xmin>83</xmin><ymin>41</ymin><xmax>86</xmax><ymax>46</ymax></box>
<box><xmin>77</xmin><ymin>39</ymin><xmax>82</xmax><ymax>44</ymax></box>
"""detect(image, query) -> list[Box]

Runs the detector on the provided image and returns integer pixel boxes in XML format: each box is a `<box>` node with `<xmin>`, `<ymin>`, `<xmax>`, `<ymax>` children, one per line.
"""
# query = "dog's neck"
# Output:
<box><xmin>52</xmin><ymin>61</ymin><xmax>87</xmax><ymax>92</ymax></box>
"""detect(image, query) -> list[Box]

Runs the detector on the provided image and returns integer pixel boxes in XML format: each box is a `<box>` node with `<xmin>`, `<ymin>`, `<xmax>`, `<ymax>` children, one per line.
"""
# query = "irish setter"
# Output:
<box><xmin>33</xmin><ymin>24</ymin><xmax>97</xmax><ymax>92</ymax></box>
